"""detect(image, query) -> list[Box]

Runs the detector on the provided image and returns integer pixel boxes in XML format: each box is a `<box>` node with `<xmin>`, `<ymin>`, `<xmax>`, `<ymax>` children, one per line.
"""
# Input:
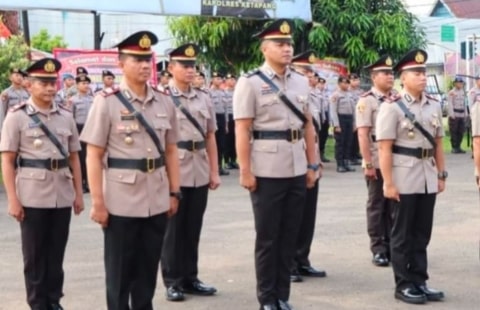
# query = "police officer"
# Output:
<box><xmin>330</xmin><ymin>76</ymin><xmax>356</xmax><ymax>172</ymax></box>
<box><xmin>209</xmin><ymin>71</ymin><xmax>229</xmax><ymax>175</ymax></box>
<box><xmin>224</xmin><ymin>72</ymin><xmax>238</xmax><ymax>169</ymax></box>
<box><xmin>161</xmin><ymin>43</ymin><xmax>221</xmax><ymax>302</ymax></box>
<box><xmin>356</xmin><ymin>55</ymin><xmax>395</xmax><ymax>267</ymax></box>
<box><xmin>317</xmin><ymin>75</ymin><xmax>331</xmax><ymax>162</ymax></box>
<box><xmin>54</xmin><ymin>73</ymin><xmax>75</xmax><ymax>108</ymax></box>
<box><xmin>65</xmin><ymin>67</ymin><xmax>90</xmax><ymax>99</ymax></box>
<box><xmin>0</xmin><ymin>58</ymin><xmax>84</xmax><ymax>310</ymax></box>
<box><xmin>157</xmin><ymin>61</ymin><xmax>172</xmax><ymax>88</ymax></box>
<box><xmin>447</xmin><ymin>77</ymin><xmax>467</xmax><ymax>153</ymax></box>
<box><xmin>20</xmin><ymin>69</ymin><xmax>31</xmax><ymax>90</ymax></box>
<box><xmin>376</xmin><ymin>49</ymin><xmax>446</xmax><ymax>304</ymax></box>
<box><xmin>234</xmin><ymin>19</ymin><xmax>317</xmax><ymax>310</ymax></box>
<box><xmin>71</xmin><ymin>75</ymin><xmax>94</xmax><ymax>193</ymax></box>
<box><xmin>349</xmin><ymin>73</ymin><xmax>363</xmax><ymax>164</ymax></box>
<box><xmin>192</xmin><ymin>71</ymin><xmax>206</xmax><ymax>89</ymax></box>
<box><xmin>468</xmin><ymin>75</ymin><xmax>480</xmax><ymax>107</ymax></box>
<box><xmin>0</xmin><ymin>68</ymin><xmax>30</xmax><ymax>129</ymax></box>
<box><xmin>80</xmin><ymin>31</ymin><xmax>181</xmax><ymax>310</ymax></box>
<box><xmin>290</xmin><ymin>50</ymin><xmax>326</xmax><ymax>283</ymax></box>
<box><xmin>98</xmin><ymin>70</ymin><xmax>116</xmax><ymax>92</ymax></box>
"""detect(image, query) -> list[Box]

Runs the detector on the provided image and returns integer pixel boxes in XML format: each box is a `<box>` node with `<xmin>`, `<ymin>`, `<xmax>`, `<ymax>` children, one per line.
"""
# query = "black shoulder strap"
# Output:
<box><xmin>24</xmin><ymin>107</ymin><xmax>69</xmax><ymax>158</ymax></box>
<box><xmin>114</xmin><ymin>92</ymin><xmax>165</xmax><ymax>156</ymax></box>
<box><xmin>395</xmin><ymin>99</ymin><xmax>437</xmax><ymax>148</ymax></box>
<box><xmin>169</xmin><ymin>93</ymin><xmax>207</xmax><ymax>140</ymax></box>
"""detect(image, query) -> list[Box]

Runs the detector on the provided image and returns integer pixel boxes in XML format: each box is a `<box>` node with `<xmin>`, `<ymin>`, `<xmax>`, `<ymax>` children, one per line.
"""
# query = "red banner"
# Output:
<box><xmin>53</xmin><ymin>48</ymin><xmax>157</xmax><ymax>90</ymax></box>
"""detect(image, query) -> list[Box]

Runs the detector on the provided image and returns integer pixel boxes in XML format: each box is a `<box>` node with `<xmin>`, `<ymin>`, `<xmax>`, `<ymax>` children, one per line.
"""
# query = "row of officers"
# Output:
<box><xmin>1</xmin><ymin>20</ymin><xmax>479</xmax><ymax>310</ymax></box>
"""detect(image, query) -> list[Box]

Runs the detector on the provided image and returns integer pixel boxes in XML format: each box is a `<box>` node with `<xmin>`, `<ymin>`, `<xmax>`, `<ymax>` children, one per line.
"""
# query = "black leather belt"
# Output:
<box><xmin>107</xmin><ymin>157</ymin><xmax>164</xmax><ymax>173</ymax></box>
<box><xmin>252</xmin><ymin>129</ymin><xmax>304</xmax><ymax>142</ymax></box>
<box><xmin>177</xmin><ymin>140</ymin><xmax>206</xmax><ymax>151</ymax></box>
<box><xmin>453</xmin><ymin>109</ymin><xmax>465</xmax><ymax>113</ymax></box>
<box><xmin>392</xmin><ymin>145</ymin><xmax>434</xmax><ymax>159</ymax></box>
<box><xmin>18</xmin><ymin>158</ymin><xmax>69</xmax><ymax>171</ymax></box>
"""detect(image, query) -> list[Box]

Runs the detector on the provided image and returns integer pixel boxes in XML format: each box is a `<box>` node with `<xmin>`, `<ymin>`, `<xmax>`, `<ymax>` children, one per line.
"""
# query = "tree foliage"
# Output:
<box><xmin>0</xmin><ymin>35</ymin><xmax>30</xmax><ymax>90</ymax></box>
<box><xmin>31</xmin><ymin>29</ymin><xmax>67</xmax><ymax>53</ymax></box>
<box><xmin>167</xmin><ymin>0</ymin><xmax>426</xmax><ymax>73</ymax></box>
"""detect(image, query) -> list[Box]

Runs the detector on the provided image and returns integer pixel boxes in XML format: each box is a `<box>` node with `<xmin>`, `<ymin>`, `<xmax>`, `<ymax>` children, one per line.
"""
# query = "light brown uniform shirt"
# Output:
<box><xmin>0</xmin><ymin>98</ymin><xmax>81</xmax><ymax>208</ymax></box>
<box><xmin>224</xmin><ymin>89</ymin><xmax>234</xmax><ymax>115</ymax></box>
<box><xmin>233</xmin><ymin>63</ymin><xmax>310</xmax><ymax>178</ymax></box>
<box><xmin>447</xmin><ymin>88</ymin><xmax>466</xmax><ymax>118</ymax></box>
<box><xmin>79</xmin><ymin>81</ymin><xmax>179</xmax><ymax>217</ymax></box>
<box><xmin>355</xmin><ymin>88</ymin><xmax>389</xmax><ymax>169</ymax></box>
<box><xmin>468</xmin><ymin>86</ymin><xmax>480</xmax><ymax>107</ymax></box>
<box><xmin>169</xmin><ymin>82</ymin><xmax>217</xmax><ymax>187</ymax></box>
<box><xmin>329</xmin><ymin>89</ymin><xmax>355</xmax><ymax>127</ymax></box>
<box><xmin>470</xmin><ymin>97</ymin><xmax>480</xmax><ymax>176</ymax></box>
<box><xmin>375</xmin><ymin>91</ymin><xmax>444</xmax><ymax>194</ymax></box>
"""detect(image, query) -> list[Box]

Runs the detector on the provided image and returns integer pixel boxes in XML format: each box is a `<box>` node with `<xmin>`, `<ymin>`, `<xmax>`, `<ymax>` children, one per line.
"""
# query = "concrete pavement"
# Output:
<box><xmin>0</xmin><ymin>152</ymin><xmax>479</xmax><ymax>310</ymax></box>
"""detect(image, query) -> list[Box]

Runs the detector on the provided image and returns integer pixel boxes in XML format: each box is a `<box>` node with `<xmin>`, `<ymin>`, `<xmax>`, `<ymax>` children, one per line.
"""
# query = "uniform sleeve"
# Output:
<box><xmin>0</xmin><ymin>112</ymin><xmax>20</xmax><ymax>152</ymax></box>
<box><xmin>165</xmin><ymin>97</ymin><xmax>179</xmax><ymax>144</ymax></box>
<box><xmin>206</xmin><ymin>95</ymin><xmax>217</xmax><ymax>133</ymax></box>
<box><xmin>68</xmin><ymin>115</ymin><xmax>82</xmax><ymax>152</ymax></box>
<box><xmin>79</xmin><ymin>95</ymin><xmax>110</xmax><ymax>148</ymax></box>
<box><xmin>469</xmin><ymin>90</ymin><xmax>476</xmax><ymax>107</ymax></box>
<box><xmin>233</xmin><ymin>76</ymin><xmax>256</xmax><ymax>120</ymax></box>
<box><xmin>329</xmin><ymin>94</ymin><xmax>339</xmax><ymax>127</ymax></box>
<box><xmin>355</xmin><ymin>97</ymin><xmax>373</xmax><ymax>128</ymax></box>
<box><xmin>375</xmin><ymin>102</ymin><xmax>398</xmax><ymax>141</ymax></box>
<box><xmin>472</xmin><ymin>102</ymin><xmax>480</xmax><ymax>137</ymax></box>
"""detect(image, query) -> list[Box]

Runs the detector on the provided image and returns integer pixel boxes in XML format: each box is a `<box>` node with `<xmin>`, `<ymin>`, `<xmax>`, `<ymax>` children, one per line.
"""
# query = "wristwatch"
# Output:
<box><xmin>363</xmin><ymin>162</ymin><xmax>374</xmax><ymax>169</ymax></box>
<box><xmin>437</xmin><ymin>171</ymin><xmax>448</xmax><ymax>180</ymax></box>
<box><xmin>170</xmin><ymin>191</ymin><xmax>183</xmax><ymax>201</ymax></box>
<box><xmin>307</xmin><ymin>163</ymin><xmax>320</xmax><ymax>172</ymax></box>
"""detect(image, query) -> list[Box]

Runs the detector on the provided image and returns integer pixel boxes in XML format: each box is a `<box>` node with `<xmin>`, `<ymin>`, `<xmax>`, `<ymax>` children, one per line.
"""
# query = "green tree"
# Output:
<box><xmin>167</xmin><ymin>0</ymin><xmax>426</xmax><ymax>73</ymax></box>
<box><xmin>0</xmin><ymin>35</ymin><xmax>30</xmax><ymax>90</ymax></box>
<box><xmin>31</xmin><ymin>29</ymin><xmax>67</xmax><ymax>53</ymax></box>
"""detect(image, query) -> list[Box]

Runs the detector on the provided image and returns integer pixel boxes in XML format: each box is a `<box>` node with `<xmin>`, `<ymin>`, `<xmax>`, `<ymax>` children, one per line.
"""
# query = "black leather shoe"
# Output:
<box><xmin>229</xmin><ymin>162</ymin><xmax>239</xmax><ymax>169</ymax></box>
<box><xmin>166</xmin><ymin>286</ymin><xmax>185</xmax><ymax>302</ymax></box>
<box><xmin>219</xmin><ymin>168</ymin><xmax>230</xmax><ymax>176</ymax></box>
<box><xmin>48</xmin><ymin>303</ymin><xmax>64</xmax><ymax>310</ymax></box>
<box><xmin>337</xmin><ymin>166</ymin><xmax>347</xmax><ymax>173</ymax></box>
<box><xmin>290</xmin><ymin>271</ymin><xmax>303</xmax><ymax>283</ymax></box>
<box><xmin>278</xmin><ymin>300</ymin><xmax>294</xmax><ymax>310</ymax></box>
<box><xmin>394</xmin><ymin>287</ymin><xmax>427</xmax><ymax>304</ymax></box>
<box><xmin>298</xmin><ymin>265</ymin><xmax>327</xmax><ymax>277</ymax></box>
<box><xmin>372</xmin><ymin>253</ymin><xmax>389</xmax><ymax>267</ymax></box>
<box><xmin>182</xmin><ymin>280</ymin><xmax>217</xmax><ymax>296</ymax></box>
<box><xmin>416</xmin><ymin>285</ymin><xmax>444</xmax><ymax>301</ymax></box>
<box><xmin>259</xmin><ymin>303</ymin><xmax>278</xmax><ymax>310</ymax></box>
<box><xmin>458</xmin><ymin>148</ymin><xmax>466</xmax><ymax>154</ymax></box>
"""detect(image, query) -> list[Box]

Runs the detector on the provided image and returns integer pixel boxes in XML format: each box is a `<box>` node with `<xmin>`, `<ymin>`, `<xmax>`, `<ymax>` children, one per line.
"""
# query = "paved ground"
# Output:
<box><xmin>0</xmin><ymin>152</ymin><xmax>479</xmax><ymax>310</ymax></box>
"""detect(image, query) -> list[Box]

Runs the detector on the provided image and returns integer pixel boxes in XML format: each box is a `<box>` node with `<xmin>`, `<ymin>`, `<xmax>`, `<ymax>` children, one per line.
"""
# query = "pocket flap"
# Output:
<box><xmin>393</xmin><ymin>155</ymin><xmax>415</xmax><ymax>168</ymax></box>
<box><xmin>25</xmin><ymin>129</ymin><xmax>45</xmax><ymax>137</ymax></box>
<box><xmin>56</xmin><ymin>128</ymin><xmax>72</xmax><ymax>136</ymax></box>
<box><xmin>153</xmin><ymin>117</ymin><xmax>172</xmax><ymax>130</ymax></box>
<box><xmin>18</xmin><ymin>169</ymin><xmax>47</xmax><ymax>180</ymax></box>
<box><xmin>106</xmin><ymin>170</ymin><xmax>137</xmax><ymax>184</ymax></box>
<box><xmin>253</xmin><ymin>141</ymin><xmax>278</xmax><ymax>153</ymax></box>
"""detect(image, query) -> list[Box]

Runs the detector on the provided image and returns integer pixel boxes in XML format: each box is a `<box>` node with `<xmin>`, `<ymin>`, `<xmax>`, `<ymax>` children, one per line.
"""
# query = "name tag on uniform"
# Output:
<box><xmin>28</xmin><ymin>122</ymin><xmax>40</xmax><ymax>128</ymax></box>
<box><xmin>121</xmin><ymin>114</ymin><xmax>135</xmax><ymax>121</ymax></box>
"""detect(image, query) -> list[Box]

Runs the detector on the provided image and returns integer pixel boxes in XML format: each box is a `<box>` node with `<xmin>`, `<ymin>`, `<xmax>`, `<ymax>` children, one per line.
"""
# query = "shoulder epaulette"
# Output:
<box><xmin>153</xmin><ymin>85</ymin><xmax>170</xmax><ymax>95</ymax></box>
<box><xmin>8</xmin><ymin>101</ymin><xmax>27</xmax><ymax>112</ymax></box>
<box><xmin>290</xmin><ymin>67</ymin><xmax>304</xmax><ymax>76</ymax></box>
<box><xmin>425</xmin><ymin>93</ymin><xmax>439</xmax><ymax>102</ymax></box>
<box><xmin>101</xmin><ymin>87</ymin><xmax>120</xmax><ymax>97</ymax></box>
<box><xmin>244</xmin><ymin>68</ymin><xmax>260</xmax><ymax>77</ymax></box>
<box><xmin>58</xmin><ymin>104</ymin><xmax>72</xmax><ymax>113</ymax></box>
<box><xmin>386</xmin><ymin>94</ymin><xmax>401</xmax><ymax>103</ymax></box>
<box><xmin>193</xmin><ymin>86</ymin><xmax>209</xmax><ymax>94</ymax></box>
<box><xmin>360</xmin><ymin>90</ymin><xmax>374</xmax><ymax>98</ymax></box>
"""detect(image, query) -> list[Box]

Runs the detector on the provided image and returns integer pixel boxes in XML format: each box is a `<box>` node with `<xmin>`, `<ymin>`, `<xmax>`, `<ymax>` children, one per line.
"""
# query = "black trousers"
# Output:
<box><xmin>351</xmin><ymin>129</ymin><xmax>361</xmax><ymax>158</ymax></box>
<box><xmin>21</xmin><ymin>207</ymin><xmax>72</xmax><ymax>310</ymax></box>
<box><xmin>319</xmin><ymin>118</ymin><xmax>330</xmax><ymax>155</ymax></box>
<box><xmin>251</xmin><ymin>175</ymin><xmax>306</xmax><ymax>305</ymax></box>
<box><xmin>448</xmin><ymin>117</ymin><xmax>465</xmax><ymax>149</ymax></box>
<box><xmin>104</xmin><ymin>213</ymin><xmax>167</xmax><ymax>310</ymax></box>
<box><xmin>225</xmin><ymin>114</ymin><xmax>236</xmax><ymax>163</ymax></box>
<box><xmin>334</xmin><ymin>114</ymin><xmax>354</xmax><ymax>161</ymax></box>
<box><xmin>215</xmin><ymin>113</ymin><xmax>227</xmax><ymax>169</ymax></box>
<box><xmin>162</xmin><ymin>185</ymin><xmax>209</xmax><ymax>287</ymax></box>
<box><xmin>366</xmin><ymin>169</ymin><xmax>394</xmax><ymax>254</ymax></box>
<box><xmin>293</xmin><ymin>179</ymin><xmax>319</xmax><ymax>268</ymax></box>
<box><xmin>76</xmin><ymin>123</ymin><xmax>87</xmax><ymax>188</ymax></box>
<box><xmin>390</xmin><ymin>193</ymin><xmax>436</xmax><ymax>290</ymax></box>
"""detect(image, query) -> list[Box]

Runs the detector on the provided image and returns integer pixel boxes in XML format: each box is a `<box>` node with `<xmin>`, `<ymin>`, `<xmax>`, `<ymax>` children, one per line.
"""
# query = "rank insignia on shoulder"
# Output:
<box><xmin>9</xmin><ymin>102</ymin><xmax>27</xmax><ymax>112</ymax></box>
<box><xmin>101</xmin><ymin>87</ymin><xmax>119</xmax><ymax>97</ymax></box>
<box><xmin>360</xmin><ymin>90</ymin><xmax>373</xmax><ymax>98</ymax></box>
<box><xmin>425</xmin><ymin>93</ymin><xmax>439</xmax><ymax>102</ymax></box>
<box><xmin>58</xmin><ymin>104</ymin><xmax>72</xmax><ymax>113</ymax></box>
<box><xmin>386</xmin><ymin>94</ymin><xmax>401</xmax><ymax>103</ymax></box>
<box><xmin>244</xmin><ymin>68</ymin><xmax>260</xmax><ymax>77</ymax></box>
<box><xmin>194</xmin><ymin>86</ymin><xmax>209</xmax><ymax>94</ymax></box>
<box><xmin>154</xmin><ymin>85</ymin><xmax>170</xmax><ymax>95</ymax></box>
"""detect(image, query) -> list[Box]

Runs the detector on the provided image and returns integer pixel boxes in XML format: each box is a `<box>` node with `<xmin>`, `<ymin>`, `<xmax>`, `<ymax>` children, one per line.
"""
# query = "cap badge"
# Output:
<box><xmin>44</xmin><ymin>60</ymin><xmax>56</xmax><ymax>73</ymax></box>
<box><xmin>280</xmin><ymin>21</ymin><xmax>290</xmax><ymax>34</ymax></box>
<box><xmin>139</xmin><ymin>34</ymin><xmax>152</xmax><ymax>49</ymax></box>
<box><xmin>185</xmin><ymin>45</ymin><xmax>196</xmax><ymax>57</ymax></box>
<box><xmin>385</xmin><ymin>57</ymin><xmax>393</xmax><ymax>66</ymax></box>
<box><xmin>415</xmin><ymin>52</ymin><xmax>425</xmax><ymax>64</ymax></box>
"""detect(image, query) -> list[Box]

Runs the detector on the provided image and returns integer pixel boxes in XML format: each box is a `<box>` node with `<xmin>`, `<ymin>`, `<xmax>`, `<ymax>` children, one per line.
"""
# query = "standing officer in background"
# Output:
<box><xmin>210</xmin><ymin>71</ymin><xmax>230</xmax><ymax>175</ymax></box>
<box><xmin>468</xmin><ymin>75</ymin><xmax>480</xmax><ymax>107</ymax></box>
<box><xmin>224</xmin><ymin>72</ymin><xmax>238</xmax><ymax>169</ymax></box>
<box><xmin>161</xmin><ymin>43</ymin><xmax>221</xmax><ymax>302</ymax></box>
<box><xmin>80</xmin><ymin>31</ymin><xmax>181</xmax><ymax>310</ymax></box>
<box><xmin>349</xmin><ymin>73</ymin><xmax>363</xmax><ymax>163</ymax></box>
<box><xmin>1</xmin><ymin>58</ymin><xmax>84</xmax><ymax>310</ymax></box>
<box><xmin>447</xmin><ymin>77</ymin><xmax>467</xmax><ymax>153</ymax></box>
<box><xmin>234</xmin><ymin>19</ymin><xmax>317</xmax><ymax>310</ymax></box>
<box><xmin>157</xmin><ymin>61</ymin><xmax>171</xmax><ymax>88</ymax></box>
<box><xmin>330</xmin><ymin>76</ymin><xmax>356</xmax><ymax>173</ymax></box>
<box><xmin>95</xmin><ymin>70</ymin><xmax>116</xmax><ymax>93</ymax></box>
<box><xmin>377</xmin><ymin>49</ymin><xmax>446</xmax><ymax>305</ymax></box>
<box><xmin>0</xmin><ymin>68</ymin><xmax>30</xmax><ymax>130</ymax></box>
<box><xmin>193</xmin><ymin>71</ymin><xmax>206</xmax><ymax>89</ymax></box>
<box><xmin>317</xmin><ymin>75</ymin><xmax>331</xmax><ymax>162</ymax></box>
<box><xmin>55</xmin><ymin>73</ymin><xmax>75</xmax><ymax>108</ymax></box>
<box><xmin>290</xmin><ymin>50</ymin><xmax>327</xmax><ymax>283</ymax></box>
<box><xmin>70</xmin><ymin>74</ymin><xmax>94</xmax><ymax>193</ymax></box>
<box><xmin>356</xmin><ymin>55</ymin><xmax>395</xmax><ymax>267</ymax></box>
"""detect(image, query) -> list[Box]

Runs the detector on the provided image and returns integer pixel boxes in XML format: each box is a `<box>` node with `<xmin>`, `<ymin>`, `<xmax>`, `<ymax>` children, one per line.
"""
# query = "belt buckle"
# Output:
<box><xmin>421</xmin><ymin>148</ymin><xmax>429</xmax><ymax>159</ymax></box>
<box><xmin>146</xmin><ymin>157</ymin><xmax>155</xmax><ymax>173</ymax></box>
<box><xmin>192</xmin><ymin>141</ymin><xmax>197</xmax><ymax>152</ymax></box>
<box><xmin>290</xmin><ymin>129</ymin><xmax>299</xmax><ymax>143</ymax></box>
<box><xmin>50</xmin><ymin>158</ymin><xmax>59</xmax><ymax>171</ymax></box>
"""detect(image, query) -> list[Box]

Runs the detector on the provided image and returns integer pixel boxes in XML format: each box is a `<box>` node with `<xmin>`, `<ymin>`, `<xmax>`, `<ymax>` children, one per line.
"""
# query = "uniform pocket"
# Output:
<box><xmin>153</xmin><ymin>117</ymin><xmax>172</xmax><ymax>130</ymax></box>
<box><xmin>252</xmin><ymin>140</ymin><xmax>279</xmax><ymax>153</ymax></box>
<box><xmin>106</xmin><ymin>170</ymin><xmax>137</xmax><ymax>184</ymax></box>
<box><xmin>392</xmin><ymin>156</ymin><xmax>415</xmax><ymax>168</ymax></box>
<box><xmin>18</xmin><ymin>169</ymin><xmax>47</xmax><ymax>180</ymax></box>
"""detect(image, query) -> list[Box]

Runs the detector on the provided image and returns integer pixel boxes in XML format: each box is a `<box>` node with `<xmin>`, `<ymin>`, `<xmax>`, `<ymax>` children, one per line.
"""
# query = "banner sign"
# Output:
<box><xmin>53</xmin><ymin>48</ymin><xmax>157</xmax><ymax>90</ymax></box>
<box><xmin>0</xmin><ymin>0</ymin><xmax>312</xmax><ymax>21</ymax></box>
